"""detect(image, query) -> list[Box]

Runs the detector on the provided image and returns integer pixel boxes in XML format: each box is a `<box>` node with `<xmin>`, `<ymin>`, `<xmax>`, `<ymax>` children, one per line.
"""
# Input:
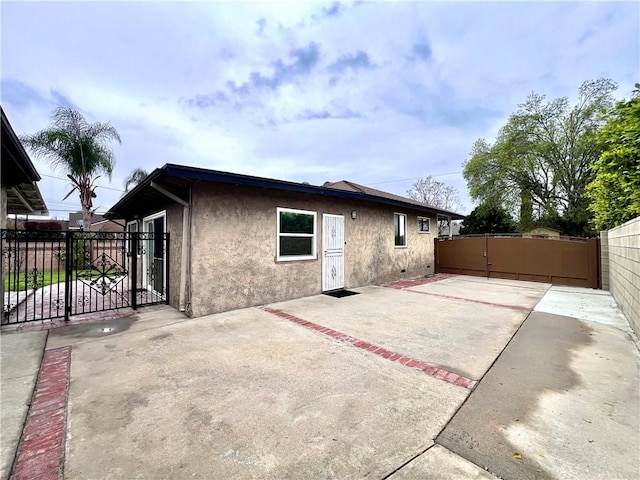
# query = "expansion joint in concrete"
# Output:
<box><xmin>380</xmin><ymin>443</ymin><xmax>435</xmax><ymax>480</ymax></box>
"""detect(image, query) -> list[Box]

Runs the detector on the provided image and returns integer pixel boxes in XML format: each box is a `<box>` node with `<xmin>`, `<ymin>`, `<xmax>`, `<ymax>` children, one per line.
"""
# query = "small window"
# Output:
<box><xmin>417</xmin><ymin>216</ymin><xmax>430</xmax><ymax>233</ymax></box>
<box><xmin>277</xmin><ymin>208</ymin><xmax>317</xmax><ymax>261</ymax></box>
<box><xmin>394</xmin><ymin>213</ymin><xmax>407</xmax><ymax>247</ymax></box>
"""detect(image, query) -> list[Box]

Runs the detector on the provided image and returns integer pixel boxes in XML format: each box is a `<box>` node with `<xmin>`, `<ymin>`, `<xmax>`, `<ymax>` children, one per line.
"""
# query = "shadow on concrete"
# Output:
<box><xmin>437</xmin><ymin>311</ymin><xmax>594</xmax><ymax>480</ymax></box>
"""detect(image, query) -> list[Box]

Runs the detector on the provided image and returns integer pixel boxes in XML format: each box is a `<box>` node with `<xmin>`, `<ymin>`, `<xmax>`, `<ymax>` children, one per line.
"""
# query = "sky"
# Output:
<box><xmin>1</xmin><ymin>1</ymin><xmax>638</xmax><ymax>219</ymax></box>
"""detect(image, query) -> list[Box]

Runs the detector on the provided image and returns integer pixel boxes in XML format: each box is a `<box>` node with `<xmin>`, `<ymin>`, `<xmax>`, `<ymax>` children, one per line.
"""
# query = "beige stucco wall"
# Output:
<box><xmin>166</xmin><ymin>203</ymin><xmax>183</xmax><ymax>310</ymax></box>
<box><xmin>189</xmin><ymin>183</ymin><xmax>437</xmax><ymax>317</ymax></box>
<box><xmin>605</xmin><ymin>216</ymin><xmax>640</xmax><ymax>337</ymax></box>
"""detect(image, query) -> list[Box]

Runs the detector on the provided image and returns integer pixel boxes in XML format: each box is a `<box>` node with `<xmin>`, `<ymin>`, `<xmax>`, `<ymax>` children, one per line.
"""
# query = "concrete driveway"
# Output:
<box><xmin>3</xmin><ymin>274</ymin><xmax>638</xmax><ymax>479</ymax></box>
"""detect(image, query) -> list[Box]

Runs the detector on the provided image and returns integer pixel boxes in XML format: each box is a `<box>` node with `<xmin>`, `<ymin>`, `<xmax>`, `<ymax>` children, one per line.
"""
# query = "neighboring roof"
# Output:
<box><xmin>1</xmin><ymin>106</ymin><xmax>48</xmax><ymax>215</ymax></box>
<box><xmin>525</xmin><ymin>226</ymin><xmax>564</xmax><ymax>234</ymax></box>
<box><xmin>90</xmin><ymin>219</ymin><xmax>125</xmax><ymax>232</ymax></box>
<box><xmin>105</xmin><ymin>164</ymin><xmax>465</xmax><ymax>220</ymax></box>
<box><xmin>323</xmin><ymin>180</ymin><xmax>462</xmax><ymax>217</ymax></box>
<box><xmin>68</xmin><ymin>212</ymin><xmax>105</xmax><ymax>228</ymax></box>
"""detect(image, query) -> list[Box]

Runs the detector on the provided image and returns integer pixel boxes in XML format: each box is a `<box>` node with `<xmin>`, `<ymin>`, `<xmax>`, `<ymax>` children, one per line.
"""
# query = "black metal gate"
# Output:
<box><xmin>1</xmin><ymin>230</ymin><xmax>169</xmax><ymax>325</ymax></box>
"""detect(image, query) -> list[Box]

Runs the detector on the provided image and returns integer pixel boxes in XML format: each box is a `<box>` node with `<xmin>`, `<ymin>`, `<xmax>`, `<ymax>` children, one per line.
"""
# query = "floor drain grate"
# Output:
<box><xmin>323</xmin><ymin>290</ymin><xmax>360</xmax><ymax>298</ymax></box>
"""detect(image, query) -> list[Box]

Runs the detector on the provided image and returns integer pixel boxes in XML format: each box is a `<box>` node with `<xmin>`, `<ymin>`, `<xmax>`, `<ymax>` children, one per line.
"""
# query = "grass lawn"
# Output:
<box><xmin>3</xmin><ymin>270</ymin><xmax>72</xmax><ymax>292</ymax></box>
<box><xmin>3</xmin><ymin>268</ymin><xmax>118</xmax><ymax>292</ymax></box>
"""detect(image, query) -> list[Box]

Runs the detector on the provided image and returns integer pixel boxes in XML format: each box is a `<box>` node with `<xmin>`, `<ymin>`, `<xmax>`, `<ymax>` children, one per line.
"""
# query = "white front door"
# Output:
<box><xmin>322</xmin><ymin>214</ymin><xmax>345</xmax><ymax>291</ymax></box>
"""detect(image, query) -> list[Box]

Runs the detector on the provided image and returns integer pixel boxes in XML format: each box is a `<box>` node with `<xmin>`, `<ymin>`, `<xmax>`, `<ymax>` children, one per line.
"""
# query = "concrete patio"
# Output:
<box><xmin>1</xmin><ymin>275</ymin><xmax>638</xmax><ymax>479</ymax></box>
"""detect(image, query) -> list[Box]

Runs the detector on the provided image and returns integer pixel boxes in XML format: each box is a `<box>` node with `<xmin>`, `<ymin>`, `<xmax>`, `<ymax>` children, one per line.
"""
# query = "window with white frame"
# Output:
<box><xmin>417</xmin><ymin>216</ymin><xmax>430</xmax><ymax>233</ymax></box>
<box><xmin>277</xmin><ymin>207</ymin><xmax>317</xmax><ymax>261</ymax></box>
<box><xmin>394</xmin><ymin>213</ymin><xmax>407</xmax><ymax>247</ymax></box>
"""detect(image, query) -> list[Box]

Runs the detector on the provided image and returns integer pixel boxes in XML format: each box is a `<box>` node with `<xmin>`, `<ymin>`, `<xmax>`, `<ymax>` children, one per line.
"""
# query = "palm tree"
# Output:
<box><xmin>123</xmin><ymin>168</ymin><xmax>148</xmax><ymax>193</ymax></box>
<box><xmin>21</xmin><ymin>107</ymin><xmax>121</xmax><ymax>230</ymax></box>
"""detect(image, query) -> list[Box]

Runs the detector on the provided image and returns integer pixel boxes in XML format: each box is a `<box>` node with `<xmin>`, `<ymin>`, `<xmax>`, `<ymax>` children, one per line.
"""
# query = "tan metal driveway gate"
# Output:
<box><xmin>434</xmin><ymin>235</ymin><xmax>600</xmax><ymax>288</ymax></box>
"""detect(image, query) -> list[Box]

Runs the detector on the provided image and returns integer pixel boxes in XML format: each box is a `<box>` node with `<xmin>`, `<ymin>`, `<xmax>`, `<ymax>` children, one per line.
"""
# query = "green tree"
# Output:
<box><xmin>21</xmin><ymin>107</ymin><xmax>121</xmax><ymax>230</ymax></box>
<box><xmin>587</xmin><ymin>89</ymin><xmax>640</xmax><ymax>230</ymax></box>
<box><xmin>459</xmin><ymin>203</ymin><xmax>516</xmax><ymax>235</ymax></box>
<box><xmin>463</xmin><ymin>78</ymin><xmax>617</xmax><ymax>236</ymax></box>
<box><xmin>123</xmin><ymin>168</ymin><xmax>149</xmax><ymax>193</ymax></box>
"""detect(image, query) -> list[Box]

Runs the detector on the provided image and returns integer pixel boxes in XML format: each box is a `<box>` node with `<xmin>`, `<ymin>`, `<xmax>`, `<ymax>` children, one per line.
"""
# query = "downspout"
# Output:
<box><xmin>186</xmin><ymin>186</ymin><xmax>193</xmax><ymax>316</ymax></box>
<box><xmin>150</xmin><ymin>182</ymin><xmax>191</xmax><ymax>312</ymax></box>
<box><xmin>448</xmin><ymin>215</ymin><xmax>452</xmax><ymax>239</ymax></box>
<box><xmin>179</xmin><ymin>205</ymin><xmax>190</xmax><ymax>312</ymax></box>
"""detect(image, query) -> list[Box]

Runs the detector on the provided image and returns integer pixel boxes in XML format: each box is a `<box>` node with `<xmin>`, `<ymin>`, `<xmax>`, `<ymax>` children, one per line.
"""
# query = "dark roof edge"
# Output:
<box><xmin>104</xmin><ymin>166</ymin><xmax>165</xmax><ymax>218</ymax></box>
<box><xmin>1</xmin><ymin>106</ymin><xmax>41</xmax><ymax>182</ymax></box>
<box><xmin>105</xmin><ymin>163</ymin><xmax>465</xmax><ymax>220</ymax></box>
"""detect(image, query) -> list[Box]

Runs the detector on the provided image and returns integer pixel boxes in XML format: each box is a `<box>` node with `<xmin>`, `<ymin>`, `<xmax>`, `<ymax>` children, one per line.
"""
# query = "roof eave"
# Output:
<box><xmin>104</xmin><ymin>166</ymin><xmax>165</xmax><ymax>219</ymax></box>
<box><xmin>1</xmin><ymin>107</ymin><xmax>41</xmax><ymax>183</ymax></box>
<box><xmin>6</xmin><ymin>182</ymin><xmax>49</xmax><ymax>216</ymax></box>
<box><xmin>104</xmin><ymin>163</ymin><xmax>465</xmax><ymax>220</ymax></box>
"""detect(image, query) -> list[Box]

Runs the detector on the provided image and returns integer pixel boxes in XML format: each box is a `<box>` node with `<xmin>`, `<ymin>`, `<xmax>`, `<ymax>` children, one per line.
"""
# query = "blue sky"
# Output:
<box><xmin>1</xmin><ymin>1</ymin><xmax>638</xmax><ymax>217</ymax></box>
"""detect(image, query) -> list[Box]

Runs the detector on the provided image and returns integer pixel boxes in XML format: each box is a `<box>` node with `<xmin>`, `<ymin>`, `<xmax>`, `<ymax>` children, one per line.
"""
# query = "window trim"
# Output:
<box><xmin>141</xmin><ymin>210</ymin><xmax>167</xmax><ymax>296</ymax></box>
<box><xmin>126</xmin><ymin>220</ymin><xmax>139</xmax><ymax>256</ymax></box>
<box><xmin>394</xmin><ymin>212</ymin><xmax>408</xmax><ymax>248</ymax></box>
<box><xmin>276</xmin><ymin>207</ymin><xmax>317</xmax><ymax>262</ymax></box>
<box><xmin>142</xmin><ymin>210</ymin><xmax>167</xmax><ymax>224</ymax></box>
<box><xmin>417</xmin><ymin>216</ymin><xmax>431</xmax><ymax>234</ymax></box>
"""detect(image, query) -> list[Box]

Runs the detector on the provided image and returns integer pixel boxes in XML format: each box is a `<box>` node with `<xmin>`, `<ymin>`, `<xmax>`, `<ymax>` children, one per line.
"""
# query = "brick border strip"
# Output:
<box><xmin>404</xmin><ymin>289</ymin><xmax>531</xmax><ymax>312</ymax></box>
<box><xmin>453</xmin><ymin>277</ymin><xmax>546</xmax><ymax>291</ymax></box>
<box><xmin>10</xmin><ymin>346</ymin><xmax>71</xmax><ymax>480</ymax></box>
<box><xmin>383</xmin><ymin>273</ymin><xmax>456</xmax><ymax>290</ymax></box>
<box><xmin>260</xmin><ymin>306</ymin><xmax>477</xmax><ymax>390</ymax></box>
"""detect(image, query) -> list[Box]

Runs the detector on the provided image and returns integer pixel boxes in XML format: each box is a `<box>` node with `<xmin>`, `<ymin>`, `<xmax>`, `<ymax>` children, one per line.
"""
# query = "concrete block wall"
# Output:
<box><xmin>605</xmin><ymin>216</ymin><xmax>640</xmax><ymax>336</ymax></box>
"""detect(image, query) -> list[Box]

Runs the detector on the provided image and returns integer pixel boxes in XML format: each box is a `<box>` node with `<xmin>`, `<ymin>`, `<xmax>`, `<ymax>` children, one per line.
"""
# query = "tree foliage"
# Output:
<box><xmin>586</xmin><ymin>90</ymin><xmax>640</xmax><ymax>230</ymax></box>
<box><xmin>459</xmin><ymin>203</ymin><xmax>516</xmax><ymax>235</ymax></box>
<box><xmin>407</xmin><ymin>175</ymin><xmax>461</xmax><ymax>212</ymax></box>
<box><xmin>463</xmin><ymin>78</ymin><xmax>617</xmax><ymax>236</ymax></box>
<box><xmin>21</xmin><ymin>107</ymin><xmax>121</xmax><ymax>230</ymax></box>
<box><xmin>123</xmin><ymin>168</ymin><xmax>149</xmax><ymax>193</ymax></box>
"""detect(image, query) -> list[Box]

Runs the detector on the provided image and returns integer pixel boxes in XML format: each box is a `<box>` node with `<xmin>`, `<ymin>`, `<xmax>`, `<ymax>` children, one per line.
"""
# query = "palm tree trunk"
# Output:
<box><xmin>82</xmin><ymin>209</ymin><xmax>92</xmax><ymax>231</ymax></box>
<box><xmin>79</xmin><ymin>175</ymin><xmax>93</xmax><ymax>231</ymax></box>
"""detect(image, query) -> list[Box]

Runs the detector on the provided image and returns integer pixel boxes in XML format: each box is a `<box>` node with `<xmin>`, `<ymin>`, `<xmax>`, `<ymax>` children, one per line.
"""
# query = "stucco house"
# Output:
<box><xmin>104</xmin><ymin>164</ymin><xmax>464</xmax><ymax>318</ymax></box>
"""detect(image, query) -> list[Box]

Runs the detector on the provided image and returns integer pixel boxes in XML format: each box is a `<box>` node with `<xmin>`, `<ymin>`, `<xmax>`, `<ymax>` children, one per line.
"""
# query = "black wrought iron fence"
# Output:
<box><xmin>1</xmin><ymin>230</ymin><xmax>169</xmax><ymax>325</ymax></box>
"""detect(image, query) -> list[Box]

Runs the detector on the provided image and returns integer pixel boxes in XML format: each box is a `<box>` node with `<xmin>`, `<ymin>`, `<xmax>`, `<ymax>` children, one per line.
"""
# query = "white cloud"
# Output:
<box><xmin>2</xmin><ymin>1</ymin><xmax>638</xmax><ymax>217</ymax></box>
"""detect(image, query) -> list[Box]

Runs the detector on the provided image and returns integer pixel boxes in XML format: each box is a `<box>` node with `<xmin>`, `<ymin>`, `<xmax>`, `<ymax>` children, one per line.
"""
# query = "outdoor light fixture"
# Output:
<box><xmin>351</xmin><ymin>210</ymin><xmax>357</xmax><ymax>220</ymax></box>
